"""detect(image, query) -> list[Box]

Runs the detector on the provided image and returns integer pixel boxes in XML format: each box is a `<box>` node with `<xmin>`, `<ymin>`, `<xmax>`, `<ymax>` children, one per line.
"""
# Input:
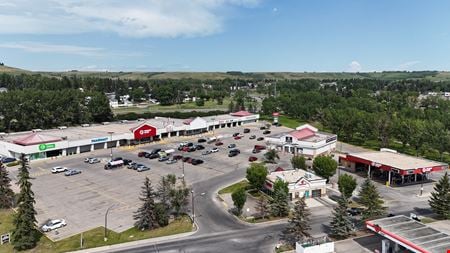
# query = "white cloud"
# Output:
<box><xmin>347</xmin><ymin>61</ymin><xmax>362</xmax><ymax>72</ymax></box>
<box><xmin>0</xmin><ymin>0</ymin><xmax>261</xmax><ymax>38</ymax></box>
<box><xmin>0</xmin><ymin>42</ymin><xmax>104</xmax><ymax>56</ymax></box>
<box><xmin>397</xmin><ymin>61</ymin><xmax>420</xmax><ymax>71</ymax></box>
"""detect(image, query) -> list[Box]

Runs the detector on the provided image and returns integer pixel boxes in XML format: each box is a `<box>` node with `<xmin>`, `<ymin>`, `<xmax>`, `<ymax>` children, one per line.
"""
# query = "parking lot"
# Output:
<box><xmin>7</xmin><ymin>122</ymin><xmax>290</xmax><ymax>240</ymax></box>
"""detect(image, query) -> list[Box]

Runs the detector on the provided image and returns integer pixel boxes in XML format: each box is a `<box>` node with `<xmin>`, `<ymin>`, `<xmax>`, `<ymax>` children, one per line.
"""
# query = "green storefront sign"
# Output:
<box><xmin>38</xmin><ymin>143</ymin><xmax>56</xmax><ymax>151</ymax></box>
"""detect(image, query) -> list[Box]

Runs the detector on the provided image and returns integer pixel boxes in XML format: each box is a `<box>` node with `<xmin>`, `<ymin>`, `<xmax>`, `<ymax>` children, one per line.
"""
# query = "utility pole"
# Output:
<box><xmin>191</xmin><ymin>190</ymin><xmax>195</xmax><ymax>226</ymax></box>
<box><xmin>104</xmin><ymin>204</ymin><xmax>115</xmax><ymax>241</ymax></box>
<box><xmin>108</xmin><ymin>131</ymin><xmax>114</xmax><ymax>160</ymax></box>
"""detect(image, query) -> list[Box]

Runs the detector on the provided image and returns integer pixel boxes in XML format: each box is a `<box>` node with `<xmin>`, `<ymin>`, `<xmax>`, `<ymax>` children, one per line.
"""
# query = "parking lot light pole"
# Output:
<box><xmin>108</xmin><ymin>132</ymin><xmax>114</xmax><ymax>160</ymax></box>
<box><xmin>104</xmin><ymin>204</ymin><xmax>115</xmax><ymax>241</ymax></box>
<box><xmin>191</xmin><ymin>191</ymin><xmax>205</xmax><ymax>227</ymax></box>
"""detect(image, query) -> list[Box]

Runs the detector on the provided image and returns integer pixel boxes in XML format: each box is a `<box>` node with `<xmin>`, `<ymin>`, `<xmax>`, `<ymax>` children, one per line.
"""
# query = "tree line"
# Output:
<box><xmin>261</xmin><ymin>79</ymin><xmax>450</xmax><ymax>162</ymax></box>
<box><xmin>0</xmin><ymin>89</ymin><xmax>112</xmax><ymax>132</ymax></box>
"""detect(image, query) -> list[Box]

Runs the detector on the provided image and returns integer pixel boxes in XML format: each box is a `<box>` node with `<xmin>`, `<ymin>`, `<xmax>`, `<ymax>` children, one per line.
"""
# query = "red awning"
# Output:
<box><xmin>13</xmin><ymin>133</ymin><xmax>61</xmax><ymax>146</ymax></box>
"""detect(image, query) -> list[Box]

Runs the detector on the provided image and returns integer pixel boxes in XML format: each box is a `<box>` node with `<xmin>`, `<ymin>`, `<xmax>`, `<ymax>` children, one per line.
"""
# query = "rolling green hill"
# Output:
<box><xmin>1</xmin><ymin>65</ymin><xmax>450</xmax><ymax>81</ymax></box>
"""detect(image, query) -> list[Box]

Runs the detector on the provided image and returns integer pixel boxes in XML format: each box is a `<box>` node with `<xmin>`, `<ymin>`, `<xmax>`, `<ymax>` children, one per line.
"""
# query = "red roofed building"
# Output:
<box><xmin>230</xmin><ymin>110</ymin><xmax>253</xmax><ymax>117</ymax></box>
<box><xmin>13</xmin><ymin>133</ymin><xmax>62</xmax><ymax>146</ymax></box>
<box><xmin>265</xmin><ymin>124</ymin><xmax>337</xmax><ymax>158</ymax></box>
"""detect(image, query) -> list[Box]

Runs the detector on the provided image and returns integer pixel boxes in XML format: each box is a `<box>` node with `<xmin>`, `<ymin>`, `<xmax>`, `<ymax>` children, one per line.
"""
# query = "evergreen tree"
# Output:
<box><xmin>134</xmin><ymin>177</ymin><xmax>159</xmax><ymax>230</ymax></box>
<box><xmin>231</xmin><ymin>187</ymin><xmax>247</xmax><ymax>216</ymax></box>
<box><xmin>358</xmin><ymin>178</ymin><xmax>386</xmax><ymax>220</ymax></box>
<box><xmin>429</xmin><ymin>172</ymin><xmax>450</xmax><ymax>219</ymax></box>
<box><xmin>0</xmin><ymin>161</ymin><xmax>14</xmax><ymax>208</ymax></box>
<box><xmin>330</xmin><ymin>196</ymin><xmax>355</xmax><ymax>239</ymax></box>
<box><xmin>283</xmin><ymin>197</ymin><xmax>310</xmax><ymax>245</ymax></box>
<box><xmin>12</xmin><ymin>154</ymin><xmax>38</xmax><ymax>251</ymax></box>
<box><xmin>157</xmin><ymin>174</ymin><xmax>176</xmax><ymax>213</ymax></box>
<box><xmin>270</xmin><ymin>185</ymin><xmax>289</xmax><ymax>217</ymax></box>
<box><xmin>255</xmin><ymin>196</ymin><xmax>270</xmax><ymax>219</ymax></box>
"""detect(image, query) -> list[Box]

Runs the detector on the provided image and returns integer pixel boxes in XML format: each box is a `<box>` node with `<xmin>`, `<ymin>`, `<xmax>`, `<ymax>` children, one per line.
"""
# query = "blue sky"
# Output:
<box><xmin>1</xmin><ymin>0</ymin><xmax>450</xmax><ymax>72</ymax></box>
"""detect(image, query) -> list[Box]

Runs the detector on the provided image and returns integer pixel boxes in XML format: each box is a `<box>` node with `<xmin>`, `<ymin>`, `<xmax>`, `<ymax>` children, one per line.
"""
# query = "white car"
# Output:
<box><xmin>211</xmin><ymin>148</ymin><xmax>219</xmax><ymax>153</ymax></box>
<box><xmin>41</xmin><ymin>219</ymin><xmax>67</xmax><ymax>232</ymax></box>
<box><xmin>51</xmin><ymin>166</ymin><xmax>67</xmax><ymax>174</ymax></box>
<box><xmin>88</xmin><ymin>158</ymin><xmax>100</xmax><ymax>164</ymax></box>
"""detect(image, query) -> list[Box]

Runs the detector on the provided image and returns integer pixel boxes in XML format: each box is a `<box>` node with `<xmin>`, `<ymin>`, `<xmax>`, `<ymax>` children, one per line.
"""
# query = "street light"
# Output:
<box><xmin>108</xmin><ymin>131</ymin><xmax>114</xmax><ymax>160</ymax></box>
<box><xmin>104</xmin><ymin>204</ymin><xmax>116</xmax><ymax>241</ymax></box>
<box><xmin>191</xmin><ymin>190</ymin><xmax>205</xmax><ymax>226</ymax></box>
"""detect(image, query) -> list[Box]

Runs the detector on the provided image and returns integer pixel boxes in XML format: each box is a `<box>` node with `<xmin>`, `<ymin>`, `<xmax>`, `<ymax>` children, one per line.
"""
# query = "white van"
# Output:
<box><xmin>104</xmin><ymin>160</ymin><xmax>124</xmax><ymax>170</ymax></box>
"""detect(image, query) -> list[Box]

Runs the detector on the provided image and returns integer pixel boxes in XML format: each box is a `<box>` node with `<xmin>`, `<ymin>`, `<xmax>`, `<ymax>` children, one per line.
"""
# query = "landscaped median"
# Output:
<box><xmin>217</xmin><ymin>179</ymin><xmax>288</xmax><ymax>224</ymax></box>
<box><xmin>0</xmin><ymin>209</ymin><xmax>193</xmax><ymax>253</ymax></box>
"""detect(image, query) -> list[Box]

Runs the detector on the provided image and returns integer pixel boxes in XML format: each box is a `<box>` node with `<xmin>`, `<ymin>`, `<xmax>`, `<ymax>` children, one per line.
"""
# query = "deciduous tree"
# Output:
<box><xmin>312</xmin><ymin>156</ymin><xmax>337</xmax><ymax>183</ymax></box>
<box><xmin>231</xmin><ymin>187</ymin><xmax>247</xmax><ymax>216</ymax></box>
<box><xmin>291</xmin><ymin>155</ymin><xmax>306</xmax><ymax>170</ymax></box>
<box><xmin>246</xmin><ymin>163</ymin><xmax>268</xmax><ymax>190</ymax></box>
<box><xmin>338</xmin><ymin>174</ymin><xmax>357</xmax><ymax>198</ymax></box>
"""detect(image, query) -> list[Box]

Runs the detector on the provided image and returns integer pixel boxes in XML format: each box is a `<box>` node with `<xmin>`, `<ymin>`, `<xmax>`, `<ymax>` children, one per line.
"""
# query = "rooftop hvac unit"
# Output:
<box><xmin>81</xmin><ymin>124</ymin><xmax>90</xmax><ymax>127</ymax></box>
<box><xmin>32</xmin><ymin>129</ymin><xmax>42</xmax><ymax>132</ymax></box>
<box><xmin>137</xmin><ymin>118</ymin><xmax>145</xmax><ymax>121</ymax></box>
<box><xmin>58</xmin><ymin>126</ymin><xmax>67</xmax><ymax>130</ymax></box>
<box><xmin>102</xmin><ymin>122</ymin><xmax>110</xmax><ymax>125</ymax></box>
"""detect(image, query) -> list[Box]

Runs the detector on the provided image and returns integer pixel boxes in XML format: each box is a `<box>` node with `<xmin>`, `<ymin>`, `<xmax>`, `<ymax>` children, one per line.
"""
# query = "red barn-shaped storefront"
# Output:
<box><xmin>130</xmin><ymin>124</ymin><xmax>157</xmax><ymax>141</ymax></box>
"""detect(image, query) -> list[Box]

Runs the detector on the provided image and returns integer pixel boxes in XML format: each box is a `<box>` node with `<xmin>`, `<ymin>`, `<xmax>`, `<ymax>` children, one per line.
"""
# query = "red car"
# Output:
<box><xmin>138</xmin><ymin>152</ymin><xmax>147</xmax><ymax>157</ymax></box>
<box><xmin>173</xmin><ymin>155</ymin><xmax>183</xmax><ymax>160</ymax></box>
<box><xmin>234</xmin><ymin>136</ymin><xmax>241</xmax><ymax>140</ymax></box>
<box><xmin>215</xmin><ymin>141</ymin><xmax>223</xmax><ymax>146</ymax></box>
<box><xmin>248</xmin><ymin>156</ymin><xmax>258</xmax><ymax>162</ymax></box>
<box><xmin>182</xmin><ymin>146</ymin><xmax>190</xmax><ymax>152</ymax></box>
<box><xmin>182</xmin><ymin>157</ymin><xmax>190</xmax><ymax>162</ymax></box>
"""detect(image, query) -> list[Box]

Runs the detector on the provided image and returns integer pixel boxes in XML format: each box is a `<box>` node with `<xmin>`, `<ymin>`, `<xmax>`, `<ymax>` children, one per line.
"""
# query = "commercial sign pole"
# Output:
<box><xmin>108</xmin><ymin>132</ymin><xmax>114</xmax><ymax>160</ymax></box>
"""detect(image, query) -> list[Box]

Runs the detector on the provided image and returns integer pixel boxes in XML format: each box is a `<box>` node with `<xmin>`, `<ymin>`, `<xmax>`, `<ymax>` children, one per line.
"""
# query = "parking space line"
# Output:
<box><xmin>60</xmin><ymin>176</ymin><xmax>130</xmax><ymax>208</ymax></box>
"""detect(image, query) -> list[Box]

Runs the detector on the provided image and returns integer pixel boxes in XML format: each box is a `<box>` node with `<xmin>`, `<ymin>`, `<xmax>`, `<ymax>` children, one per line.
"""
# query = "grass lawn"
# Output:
<box><xmin>0</xmin><ymin>210</ymin><xmax>192</xmax><ymax>253</ymax></box>
<box><xmin>218</xmin><ymin>180</ymin><xmax>249</xmax><ymax>194</ymax></box>
<box><xmin>113</xmin><ymin>98</ymin><xmax>231</xmax><ymax>115</ymax></box>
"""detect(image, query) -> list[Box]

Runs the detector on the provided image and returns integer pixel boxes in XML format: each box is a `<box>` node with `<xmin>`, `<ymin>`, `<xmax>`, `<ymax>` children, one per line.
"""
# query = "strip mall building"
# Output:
<box><xmin>0</xmin><ymin>111</ymin><xmax>259</xmax><ymax>161</ymax></box>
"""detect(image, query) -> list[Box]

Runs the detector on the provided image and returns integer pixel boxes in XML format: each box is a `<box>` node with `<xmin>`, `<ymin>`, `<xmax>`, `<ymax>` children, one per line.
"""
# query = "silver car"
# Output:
<box><xmin>137</xmin><ymin>165</ymin><xmax>150</xmax><ymax>172</ymax></box>
<box><xmin>88</xmin><ymin>158</ymin><xmax>100</xmax><ymax>164</ymax></box>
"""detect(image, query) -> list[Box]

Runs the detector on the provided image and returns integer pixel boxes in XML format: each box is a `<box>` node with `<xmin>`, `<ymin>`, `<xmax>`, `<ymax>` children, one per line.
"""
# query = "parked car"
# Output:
<box><xmin>123</xmin><ymin>159</ymin><xmax>132</xmax><ymax>165</ymax></box>
<box><xmin>232</xmin><ymin>132</ymin><xmax>240</xmax><ymax>137</ymax></box>
<box><xmin>211</xmin><ymin>148</ymin><xmax>219</xmax><ymax>153</ymax></box>
<box><xmin>248</xmin><ymin>156</ymin><xmax>258</xmax><ymax>162</ymax></box>
<box><xmin>186</xmin><ymin>142</ymin><xmax>194</xmax><ymax>147</ymax></box>
<box><xmin>263</xmin><ymin>130</ymin><xmax>271</xmax><ymax>135</ymax></box>
<box><xmin>132</xmin><ymin>163</ymin><xmax>143</xmax><ymax>170</ymax></box>
<box><xmin>158</xmin><ymin>156</ymin><xmax>169</xmax><ymax>162</ymax></box>
<box><xmin>65</xmin><ymin>169</ymin><xmax>82</xmax><ymax>176</ymax></box>
<box><xmin>112</xmin><ymin>157</ymin><xmax>123</xmax><ymax>161</ymax></box>
<box><xmin>166</xmin><ymin>159</ymin><xmax>177</xmax><ymax>164</ymax></box>
<box><xmin>51</xmin><ymin>166</ymin><xmax>67</xmax><ymax>174</ymax></box>
<box><xmin>249</xmin><ymin>135</ymin><xmax>256</xmax><ymax>139</ymax></box>
<box><xmin>173</xmin><ymin>155</ymin><xmax>183</xmax><ymax>160</ymax></box>
<box><xmin>215</xmin><ymin>141</ymin><xmax>224</xmax><ymax>146</ymax></box>
<box><xmin>196</xmin><ymin>145</ymin><xmax>205</xmax><ymax>150</ymax></box>
<box><xmin>104</xmin><ymin>160</ymin><xmax>124</xmax><ymax>170</ymax></box>
<box><xmin>150</xmin><ymin>148</ymin><xmax>162</xmax><ymax>154</ymax></box>
<box><xmin>252</xmin><ymin>149</ymin><xmax>261</xmax><ymax>154</ymax></box>
<box><xmin>347</xmin><ymin>207</ymin><xmax>363</xmax><ymax>216</ymax></box>
<box><xmin>191</xmin><ymin>159</ymin><xmax>204</xmax><ymax>165</ymax></box>
<box><xmin>234</xmin><ymin>136</ymin><xmax>242</xmax><ymax>140</ymax></box>
<box><xmin>137</xmin><ymin>165</ymin><xmax>150</xmax><ymax>172</ymax></box>
<box><xmin>202</xmin><ymin>150</ymin><xmax>211</xmax><ymax>155</ymax></box>
<box><xmin>138</xmin><ymin>152</ymin><xmax>148</xmax><ymax>157</ymax></box>
<box><xmin>41</xmin><ymin>219</ymin><xmax>66</xmax><ymax>232</ymax></box>
<box><xmin>127</xmin><ymin>162</ymin><xmax>137</xmax><ymax>169</ymax></box>
<box><xmin>228</xmin><ymin>152</ymin><xmax>239</xmax><ymax>157</ymax></box>
<box><xmin>182</xmin><ymin>157</ymin><xmax>191</xmax><ymax>162</ymax></box>
<box><xmin>257</xmin><ymin>137</ymin><xmax>264</xmax><ymax>141</ymax></box>
<box><xmin>1</xmin><ymin>157</ymin><xmax>16</xmax><ymax>163</ymax></box>
<box><xmin>244</xmin><ymin>128</ymin><xmax>250</xmax><ymax>133</ymax></box>
<box><xmin>148</xmin><ymin>153</ymin><xmax>159</xmax><ymax>159</ymax></box>
<box><xmin>84</xmin><ymin>157</ymin><xmax>93</xmax><ymax>163</ymax></box>
<box><xmin>188</xmin><ymin>146</ymin><xmax>197</xmax><ymax>152</ymax></box>
<box><xmin>228</xmin><ymin>143</ymin><xmax>236</xmax><ymax>148</ymax></box>
<box><xmin>88</xmin><ymin>158</ymin><xmax>100</xmax><ymax>164</ymax></box>
<box><xmin>260</xmin><ymin>126</ymin><xmax>266</xmax><ymax>130</ymax></box>
<box><xmin>198</xmin><ymin>138</ymin><xmax>207</xmax><ymax>143</ymax></box>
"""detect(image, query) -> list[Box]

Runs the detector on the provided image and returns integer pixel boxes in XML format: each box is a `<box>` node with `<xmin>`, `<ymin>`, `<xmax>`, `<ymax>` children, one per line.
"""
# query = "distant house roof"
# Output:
<box><xmin>289</xmin><ymin>128</ymin><xmax>315</xmax><ymax>140</ymax></box>
<box><xmin>230</xmin><ymin>110</ymin><xmax>253</xmax><ymax>117</ymax></box>
<box><xmin>13</xmin><ymin>133</ymin><xmax>62</xmax><ymax>146</ymax></box>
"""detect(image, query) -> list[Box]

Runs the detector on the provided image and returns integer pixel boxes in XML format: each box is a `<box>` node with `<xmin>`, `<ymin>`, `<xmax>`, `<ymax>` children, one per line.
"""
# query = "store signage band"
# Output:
<box><xmin>91</xmin><ymin>137</ymin><xmax>109</xmax><ymax>143</ymax></box>
<box><xmin>38</xmin><ymin>143</ymin><xmax>55</xmax><ymax>151</ymax></box>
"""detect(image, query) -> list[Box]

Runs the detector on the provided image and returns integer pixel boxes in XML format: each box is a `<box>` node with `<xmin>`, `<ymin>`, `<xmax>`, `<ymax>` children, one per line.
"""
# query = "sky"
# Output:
<box><xmin>1</xmin><ymin>0</ymin><xmax>450</xmax><ymax>72</ymax></box>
